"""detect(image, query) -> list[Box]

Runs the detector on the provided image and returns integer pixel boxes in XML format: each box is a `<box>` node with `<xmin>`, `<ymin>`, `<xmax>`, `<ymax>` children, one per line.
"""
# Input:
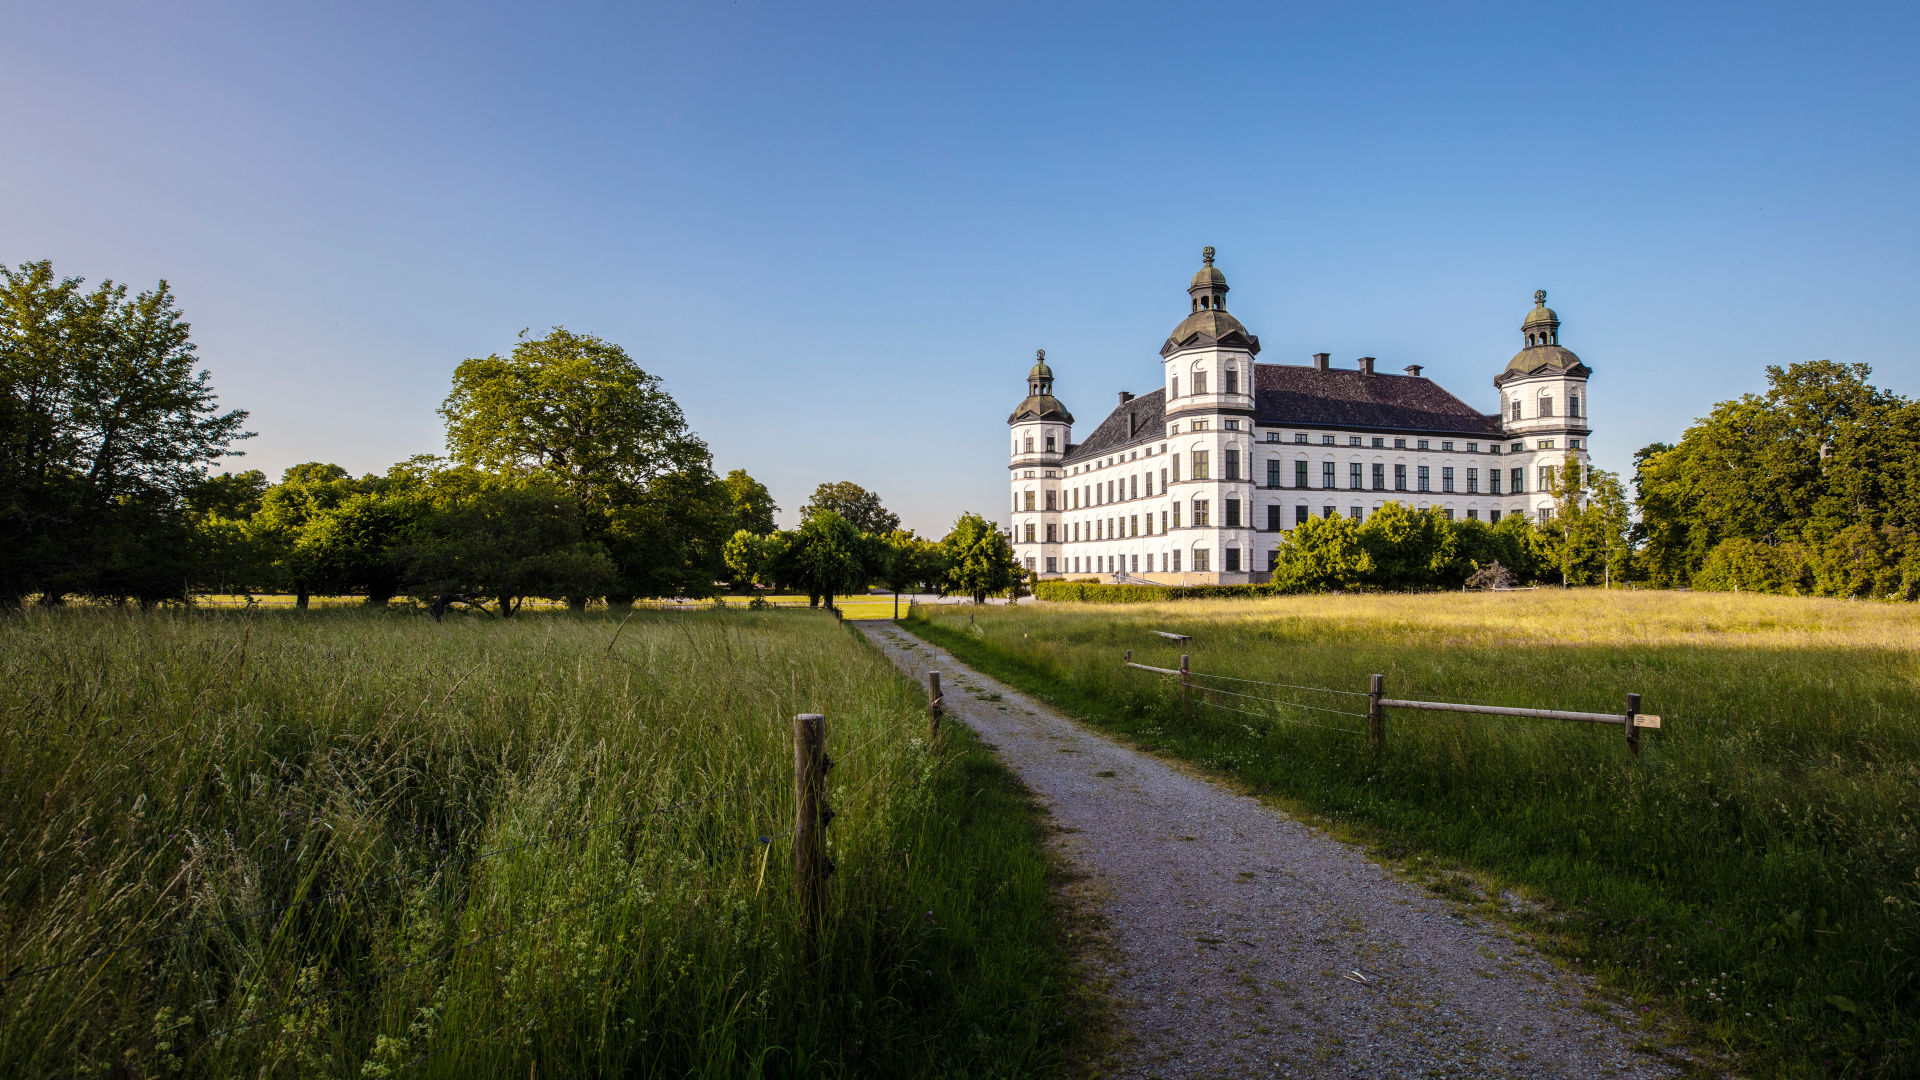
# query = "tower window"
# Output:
<box><xmin>1224</xmin><ymin>368</ymin><xmax>1238</xmax><ymax>394</ymax></box>
<box><xmin>1045</xmin><ymin>434</ymin><xmax>1056</xmax><ymax>451</ymax></box>
<box><xmin>1569</xmin><ymin>395</ymin><xmax>1581</xmax><ymax>418</ymax></box>
<box><xmin>1540</xmin><ymin>396</ymin><xmax>1555</xmax><ymax>418</ymax></box>
<box><xmin>1193</xmin><ymin>372</ymin><xmax>1208</xmax><ymax>395</ymax></box>
<box><xmin>1024</xmin><ymin>436</ymin><xmax>1034</xmax><ymax>452</ymax></box>
<box><xmin>1511</xmin><ymin>399</ymin><xmax>1522</xmax><ymax>421</ymax></box>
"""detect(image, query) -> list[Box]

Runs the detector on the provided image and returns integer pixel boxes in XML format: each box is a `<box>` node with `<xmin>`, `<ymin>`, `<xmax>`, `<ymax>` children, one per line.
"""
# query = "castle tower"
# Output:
<box><xmin>1159</xmin><ymin>247</ymin><xmax>1259</xmax><ymax>581</ymax></box>
<box><xmin>1494</xmin><ymin>290</ymin><xmax>1593</xmax><ymax>522</ymax></box>
<box><xmin>1008</xmin><ymin>349</ymin><xmax>1071</xmax><ymax>576</ymax></box>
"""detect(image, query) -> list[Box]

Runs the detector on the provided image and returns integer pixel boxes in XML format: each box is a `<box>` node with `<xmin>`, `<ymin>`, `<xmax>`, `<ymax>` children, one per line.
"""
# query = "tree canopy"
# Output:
<box><xmin>800</xmin><ymin>481</ymin><xmax>900</xmax><ymax>535</ymax></box>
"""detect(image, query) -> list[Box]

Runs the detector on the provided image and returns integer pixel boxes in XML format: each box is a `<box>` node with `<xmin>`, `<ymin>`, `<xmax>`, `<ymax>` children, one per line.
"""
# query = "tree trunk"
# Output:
<box><xmin>566</xmin><ymin>595</ymin><xmax>588</xmax><ymax>613</ymax></box>
<box><xmin>295</xmin><ymin>584</ymin><xmax>309</xmax><ymax>610</ymax></box>
<box><xmin>606</xmin><ymin>595</ymin><xmax>635</xmax><ymax>612</ymax></box>
<box><xmin>499</xmin><ymin>593</ymin><xmax>515</xmax><ymax>618</ymax></box>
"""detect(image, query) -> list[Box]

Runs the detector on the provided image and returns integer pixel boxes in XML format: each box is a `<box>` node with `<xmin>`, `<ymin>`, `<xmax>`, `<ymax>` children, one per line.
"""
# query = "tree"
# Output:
<box><xmin>296</xmin><ymin>489</ymin><xmax>417</xmax><ymax>607</ymax></box>
<box><xmin>440</xmin><ymin>327</ymin><xmax>728</xmax><ymax>603</ymax></box>
<box><xmin>250</xmin><ymin>463</ymin><xmax>360</xmax><ymax>608</ymax></box>
<box><xmin>777</xmin><ymin>510</ymin><xmax>870</xmax><ymax>610</ymax></box>
<box><xmin>724</xmin><ymin>530</ymin><xmax>773</xmax><ymax>588</ymax></box>
<box><xmin>1270</xmin><ymin>513</ymin><xmax>1372</xmax><ymax>593</ymax></box>
<box><xmin>0</xmin><ymin>260</ymin><xmax>251</xmax><ymax>606</ymax></box>
<box><xmin>403</xmin><ymin>466</ymin><xmax>614</xmax><ymax>616</ymax></box>
<box><xmin>1357</xmin><ymin>503</ymin><xmax>1458</xmax><ymax>589</ymax></box>
<box><xmin>720</xmin><ymin>469</ymin><xmax>779</xmax><ymax>536</ymax></box>
<box><xmin>800</xmin><ymin>481</ymin><xmax>900</xmax><ymax>535</ymax></box>
<box><xmin>879</xmin><ymin>528</ymin><xmax>942</xmax><ymax>616</ymax></box>
<box><xmin>940</xmin><ymin>512</ymin><xmax>1020</xmax><ymax>603</ymax></box>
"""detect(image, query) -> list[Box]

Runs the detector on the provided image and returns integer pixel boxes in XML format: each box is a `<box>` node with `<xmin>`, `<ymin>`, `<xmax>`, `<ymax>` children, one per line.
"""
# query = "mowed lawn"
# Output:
<box><xmin>0</xmin><ymin>608</ymin><xmax>1077</xmax><ymax>1079</ymax></box>
<box><xmin>905</xmin><ymin>590</ymin><xmax>1920</xmax><ymax>1078</ymax></box>
<box><xmin>194</xmin><ymin>593</ymin><xmax>913</xmax><ymax>620</ymax></box>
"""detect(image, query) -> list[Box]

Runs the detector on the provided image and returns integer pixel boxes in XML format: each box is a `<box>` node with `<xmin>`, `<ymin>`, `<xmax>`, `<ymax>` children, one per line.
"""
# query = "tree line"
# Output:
<box><xmin>2</xmin><ymin>259</ymin><xmax>1023</xmax><ymax>612</ymax></box>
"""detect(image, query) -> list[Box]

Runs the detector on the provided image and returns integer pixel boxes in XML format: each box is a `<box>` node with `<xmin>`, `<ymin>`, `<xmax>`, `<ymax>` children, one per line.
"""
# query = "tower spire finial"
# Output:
<box><xmin>1036</xmin><ymin>348</ymin><xmax>1045</xmax><ymax>360</ymax></box>
<box><xmin>1202</xmin><ymin>245</ymin><xmax>1215</xmax><ymax>266</ymax></box>
<box><xmin>1534</xmin><ymin>289</ymin><xmax>1547</xmax><ymax>306</ymax></box>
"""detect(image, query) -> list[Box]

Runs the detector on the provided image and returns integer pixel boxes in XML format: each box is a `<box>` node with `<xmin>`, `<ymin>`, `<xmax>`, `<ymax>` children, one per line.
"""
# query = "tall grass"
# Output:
<box><xmin>0</xmin><ymin>608</ymin><xmax>1074</xmax><ymax>1078</ymax></box>
<box><xmin>906</xmin><ymin>591</ymin><xmax>1920</xmax><ymax>1078</ymax></box>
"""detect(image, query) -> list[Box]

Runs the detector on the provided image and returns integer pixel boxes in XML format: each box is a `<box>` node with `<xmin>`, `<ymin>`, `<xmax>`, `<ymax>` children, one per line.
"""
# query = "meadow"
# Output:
<box><xmin>0</xmin><ymin>608</ymin><xmax>1076</xmax><ymax>1078</ymax></box>
<box><xmin>905</xmin><ymin>590</ymin><xmax>1920</xmax><ymax>1078</ymax></box>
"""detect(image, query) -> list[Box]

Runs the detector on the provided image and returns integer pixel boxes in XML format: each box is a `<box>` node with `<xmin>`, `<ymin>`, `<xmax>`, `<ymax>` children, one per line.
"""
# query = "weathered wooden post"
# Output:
<box><xmin>1180</xmin><ymin>654</ymin><xmax>1191</xmax><ymax>716</ymax></box>
<box><xmin>793</xmin><ymin>713</ymin><xmax>832</xmax><ymax>954</ymax></box>
<box><xmin>1368</xmin><ymin>674</ymin><xmax>1385</xmax><ymax>755</ymax></box>
<box><xmin>927</xmin><ymin>672</ymin><xmax>944</xmax><ymax>741</ymax></box>
<box><xmin>1625</xmin><ymin>692</ymin><xmax>1641</xmax><ymax>756</ymax></box>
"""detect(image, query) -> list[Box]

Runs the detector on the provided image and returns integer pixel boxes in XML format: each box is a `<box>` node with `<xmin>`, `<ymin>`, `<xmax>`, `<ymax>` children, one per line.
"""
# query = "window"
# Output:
<box><xmin>1266</xmin><ymin>431</ymin><xmax>1279</xmax><ymax>442</ymax></box>
<box><xmin>1024</xmin><ymin>435</ymin><xmax>1034</xmax><ymax>452</ymax></box>
<box><xmin>1268</xmin><ymin>549</ymin><xmax>1280</xmax><ymax>570</ymax></box>
<box><xmin>1294</xmin><ymin>432</ymin><xmax>1308</xmax><ymax>444</ymax></box>
<box><xmin>1323</xmin><ymin>505</ymin><xmax>1336</xmax><ymax>519</ymax></box>
<box><xmin>1569</xmin><ymin>438</ymin><xmax>1583</xmax><ymax>449</ymax></box>
<box><xmin>1489</xmin><ymin>471</ymin><xmax>1501</xmax><ymax>495</ymax></box>
<box><xmin>1467</xmin><ymin>442</ymin><xmax>1478</xmax><ymax>452</ymax></box>
<box><xmin>1511</xmin><ymin>442</ymin><xmax>1524</xmax><ymax>453</ymax></box>
<box><xmin>1045</xmin><ymin>434</ymin><xmax>1056</xmax><ymax>452</ymax></box>
<box><xmin>1045</xmin><ymin>523</ymin><xmax>1057</xmax><ymax>542</ymax></box>
<box><xmin>1161</xmin><ymin>467</ymin><xmax>1169</xmax><ymax>490</ymax></box>
<box><xmin>1171</xmin><ymin>549</ymin><xmax>1181</xmax><ymax>572</ymax></box>
<box><xmin>1225</xmin><ymin>547</ymin><xmax>1240</xmax><ymax>572</ymax></box>
<box><xmin>1394</xmin><ymin>464</ymin><xmax>1408</xmax><ymax>491</ymax></box>
<box><xmin>1171</xmin><ymin>503</ymin><xmax>1181</xmax><ymax>528</ymax></box>
<box><xmin>1224</xmin><ymin>419</ymin><xmax>1240</xmax><ymax>431</ymax></box>
<box><xmin>1024</xmin><ymin>491</ymin><xmax>1035</xmax><ymax>511</ymax></box>
<box><xmin>1350</xmin><ymin>436</ymin><xmax>1362</xmax><ymax>446</ymax></box>
<box><xmin>1131</xmin><ymin>554</ymin><xmax>1139</xmax><ymax>573</ymax></box>
<box><xmin>1193</xmin><ymin>372</ymin><xmax>1208</xmax><ymax>395</ymax></box>
<box><xmin>1490</xmin><ymin>509</ymin><xmax>1503</xmax><ymax>523</ymax></box>
<box><xmin>1540</xmin><ymin>396</ymin><xmax>1555</xmax><ymax>418</ymax></box>
<box><xmin>1441</xmin><ymin>466</ymin><xmax>1453</xmax><ymax>493</ymax></box>
<box><xmin>1395</xmin><ymin>438</ymin><xmax>1407</xmax><ymax>449</ymax></box>
<box><xmin>1466</xmin><ymin>467</ymin><xmax>1478</xmax><ymax>493</ymax></box>
<box><xmin>1538</xmin><ymin>507</ymin><xmax>1553</xmax><ymax>524</ymax></box>
<box><xmin>1372</xmin><ymin>437</ymin><xmax>1385</xmax><ymax>448</ymax></box>
<box><xmin>1045</xmin><ymin>490</ymin><xmax>1057</xmax><ymax>510</ymax></box>
<box><xmin>1418</xmin><ymin>466</ymin><xmax>1430</xmax><ymax>492</ymax></box>
<box><xmin>1192</xmin><ymin>451</ymin><xmax>1210</xmax><ymax>479</ymax></box>
<box><xmin>1144</xmin><ymin>472</ymin><xmax>1154</xmax><ymax>497</ymax></box>
<box><xmin>1045</xmin><ymin>557</ymin><xmax>1057</xmax><ymax>573</ymax></box>
<box><xmin>1349</xmin><ymin>506</ymin><xmax>1362</xmax><ymax>521</ymax></box>
<box><xmin>1417</xmin><ymin>440</ymin><xmax>1429</xmax><ymax>450</ymax></box>
<box><xmin>1511</xmin><ymin>399</ymin><xmax>1522</xmax><ymax>421</ymax></box>
<box><xmin>1539</xmin><ymin>465</ymin><xmax>1555</xmax><ymax>491</ymax></box>
<box><xmin>1224</xmin><ymin>368</ymin><xmax>1238</xmax><ymax>394</ymax></box>
<box><xmin>1225</xmin><ymin>499</ymin><xmax>1241</xmax><ymax>527</ymax></box>
<box><xmin>1266</xmin><ymin>458</ymin><xmax>1280</xmax><ymax>487</ymax></box>
<box><xmin>1372</xmin><ymin>463</ymin><xmax>1386</xmax><ymax>490</ymax></box>
<box><xmin>1322</xmin><ymin>461</ymin><xmax>1336</xmax><ymax>489</ymax></box>
<box><xmin>1106</xmin><ymin>480</ymin><xmax>1114</xmax><ymax>502</ymax></box>
<box><xmin>1294</xmin><ymin>504</ymin><xmax>1308</xmax><ymax>526</ymax></box>
<box><xmin>1023</xmin><ymin>524</ymin><xmax>1035</xmax><ymax>542</ymax></box>
<box><xmin>1171</xmin><ymin>455</ymin><xmax>1180</xmax><ymax>482</ymax></box>
<box><xmin>1192</xmin><ymin>499</ymin><xmax>1211</xmax><ymax>526</ymax></box>
<box><xmin>1131</xmin><ymin>474</ymin><xmax>1139</xmax><ymax>499</ymax></box>
<box><xmin>1025</xmin><ymin>557</ymin><xmax>1035</xmax><ymax>570</ymax></box>
<box><xmin>1193</xmin><ymin>548</ymin><xmax>1210</xmax><ymax>572</ymax></box>
<box><xmin>1294</xmin><ymin>460</ymin><xmax>1308</xmax><ymax>487</ymax></box>
<box><xmin>1350</xmin><ymin>462</ymin><xmax>1363</xmax><ymax>490</ymax></box>
<box><xmin>1130</xmin><ymin>514</ymin><xmax>1139</xmax><ymax>537</ymax></box>
<box><xmin>1466</xmin><ymin>509</ymin><xmax>1478</xmax><ymax>521</ymax></box>
<box><xmin>1161</xmin><ymin>509</ymin><xmax>1168</xmax><ymax>531</ymax></box>
<box><xmin>1443</xmin><ymin>509</ymin><xmax>1454</xmax><ymax>521</ymax></box>
<box><xmin>1570</xmin><ymin>395</ymin><xmax>1581</xmax><ymax>418</ymax></box>
<box><xmin>1266</xmin><ymin>504</ymin><xmax>1280</xmax><ymax>531</ymax></box>
<box><xmin>1441</xmin><ymin>441</ymin><xmax>1453</xmax><ymax>451</ymax></box>
<box><xmin>1539</xmin><ymin>439</ymin><xmax>1555</xmax><ymax>450</ymax></box>
<box><xmin>1225</xmin><ymin>449</ymin><xmax>1240</xmax><ymax>480</ymax></box>
<box><xmin>1511</xmin><ymin>467</ymin><xmax>1525</xmax><ymax>494</ymax></box>
<box><xmin>1170</xmin><ymin>376</ymin><xmax>1179</xmax><ymax>398</ymax></box>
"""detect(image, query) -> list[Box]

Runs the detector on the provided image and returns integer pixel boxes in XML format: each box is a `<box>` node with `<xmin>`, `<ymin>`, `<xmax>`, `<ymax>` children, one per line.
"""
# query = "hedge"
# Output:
<box><xmin>1030</xmin><ymin>580</ymin><xmax>1267</xmax><ymax>604</ymax></box>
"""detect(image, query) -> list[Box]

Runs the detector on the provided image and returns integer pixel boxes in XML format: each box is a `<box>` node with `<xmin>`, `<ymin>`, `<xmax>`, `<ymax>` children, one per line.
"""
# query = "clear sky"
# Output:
<box><xmin>5</xmin><ymin>2</ymin><xmax>1916</xmax><ymax>535</ymax></box>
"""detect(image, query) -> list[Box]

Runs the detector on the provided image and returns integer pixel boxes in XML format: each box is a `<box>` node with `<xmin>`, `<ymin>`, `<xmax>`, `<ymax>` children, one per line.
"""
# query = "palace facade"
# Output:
<box><xmin>1007</xmin><ymin>248</ymin><xmax>1593</xmax><ymax>584</ymax></box>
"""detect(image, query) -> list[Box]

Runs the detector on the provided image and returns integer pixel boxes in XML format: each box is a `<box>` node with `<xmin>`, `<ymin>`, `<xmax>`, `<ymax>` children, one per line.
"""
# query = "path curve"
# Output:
<box><xmin>860</xmin><ymin>622</ymin><xmax>1675</xmax><ymax>1080</ymax></box>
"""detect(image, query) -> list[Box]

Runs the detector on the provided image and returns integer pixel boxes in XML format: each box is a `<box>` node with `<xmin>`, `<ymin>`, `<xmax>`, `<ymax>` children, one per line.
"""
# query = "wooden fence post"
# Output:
<box><xmin>927</xmin><ymin>672</ymin><xmax>944</xmax><ymax>741</ymax></box>
<box><xmin>1625</xmin><ymin>692</ymin><xmax>1641</xmax><ymax>756</ymax></box>
<box><xmin>1368</xmin><ymin>674</ymin><xmax>1385</xmax><ymax>755</ymax></box>
<box><xmin>1180</xmin><ymin>654</ymin><xmax>1191</xmax><ymax>716</ymax></box>
<box><xmin>793</xmin><ymin>713</ymin><xmax>831</xmax><ymax>954</ymax></box>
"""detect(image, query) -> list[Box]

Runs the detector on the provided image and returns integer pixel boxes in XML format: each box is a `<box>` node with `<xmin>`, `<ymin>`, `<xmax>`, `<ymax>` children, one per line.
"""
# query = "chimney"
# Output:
<box><xmin>1118</xmin><ymin>390</ymin><xmax>1134</xmax><ymax>405</ymax></box>
<box><xmin>1358</xmin><ymin>356</ymin><xmax>1375</xmax><ymax>376</ymax></box>
<box><xmin>1312</xmin><ymin>352</ymin><xmax>1330</xmax><ymax>371</ymax></box>
<box><xmin>1404</xmin><ymin>364</ymin><xmax>1423</xmax><ymax>378</ymax></box>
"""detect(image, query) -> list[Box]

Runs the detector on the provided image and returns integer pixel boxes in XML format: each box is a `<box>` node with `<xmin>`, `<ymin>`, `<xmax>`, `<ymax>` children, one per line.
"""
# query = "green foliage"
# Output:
<box><xmin>0</xmin><ymin>609</ymin><xmax>1077</xmax><ymax>1077</ymax></box>
<box><xmin>0</xmin><ymin>259</ymin><xmax>251</xmax><ymax>605</ymax></box>
<box><xmin>879</xmin><ymin>528</ymin><xmax>945</xmax><ymax>596</ymax></box>
<box><xmin>939</xmin><ymin>512</ymin><xmax>1020</xmax><ymax>603</ymax></box>
<box><xmin>719</xmin><ymin>468</ymin><xmax>779</xmax><ymax>536</ymax></box>
<box><xmin>1692</xmin><ymin>537</ymin><xmax>1814</xmax><ymax>595</ymax></box>
<box><xmin>1264</xmin><ymin>507</ymin><xmax>1557</xmax><ymax>593</ymax></box>
<box><xmin>782</xmin><ymin>510</ymin><xmax>873</xmax><ymax>607</ymax></box>
<box><xmin>400</xmin><ymin>466</ymin><xmax>615</xmax><ymax>615</ymax></box>
<box><xmin>1031</xmin><ymin>581</ymin><xmax>1264</xmax><ymax>603</ymax></box>
<box><xmin>801</xmin><ymin>480</ymin><xmax>901</xmax><ymax>535</ymax></box>
<box><xmin>1635</xmin><ymin>361</ymin><xmax>1920</xmax><ymax>589</ymax></box>
<box><xmin>905</xmin><ymin>593</ymin><xmax>1920</xmax><ymax>1076</ymax></box>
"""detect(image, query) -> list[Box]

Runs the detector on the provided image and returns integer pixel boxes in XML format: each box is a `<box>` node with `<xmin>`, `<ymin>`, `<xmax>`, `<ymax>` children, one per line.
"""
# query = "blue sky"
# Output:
<box><xmin>5</xmin><ymin>2</ymin><xmax>1916</xmax><ymax>535</ymax></box>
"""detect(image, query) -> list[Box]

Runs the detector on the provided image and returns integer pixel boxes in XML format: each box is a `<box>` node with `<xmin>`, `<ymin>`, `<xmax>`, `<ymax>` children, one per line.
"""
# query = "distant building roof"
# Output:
<box><xmin>1252</xmin><ymin>363</ymin><xmax>1504</xmax><ymax>436</ymax></box>
<box><xmin>1061</xmin><ymin>388</ymin><xmax>1165</xmax><ymax>464</ymax></box>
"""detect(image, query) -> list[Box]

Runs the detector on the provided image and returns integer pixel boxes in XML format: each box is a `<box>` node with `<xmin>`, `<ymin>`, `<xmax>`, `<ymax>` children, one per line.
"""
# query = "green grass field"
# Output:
<box><xmin>905</xmin><ymin>591</ymin><xmax>1920</xmax><ymax>1078</ymax></box>
<box><xmin>0</xmin><ymin>607</ymin><xmax>1078</xmax><ymax>1078</ymax></box>
<box><xmin>192</xmin><ymin>593</ymin><xmax>913</xmax><ymax>621</ymax></box>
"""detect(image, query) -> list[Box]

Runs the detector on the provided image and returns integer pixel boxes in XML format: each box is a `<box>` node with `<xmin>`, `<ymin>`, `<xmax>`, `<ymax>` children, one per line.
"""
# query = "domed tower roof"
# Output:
<box><xmin>1499</xmin><ymin>289</ymin><xmax>1588</xmax><ymax>382</ymax></box>
<box><xmin>1161</xmin><ymin>246</ymin><xmax>1261</xmax><ymax>357</ymax></box>
<box><xmin>1008</xmin><ymin>348</ymin><xmax>1074</xmax><ymax>424</ymax></box>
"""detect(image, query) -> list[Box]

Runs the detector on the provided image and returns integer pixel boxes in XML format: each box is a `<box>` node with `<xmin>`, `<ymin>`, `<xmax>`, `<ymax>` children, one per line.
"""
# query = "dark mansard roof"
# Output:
<box><xmin>1252</xmin><ymin>363</ymin><xmax>1503</xmax><ymax>436</ymax></box>
<box><xmin>1060</xmin><ymin>365</ymin><xmax>1501</xmax><ymax>462</ymax></box>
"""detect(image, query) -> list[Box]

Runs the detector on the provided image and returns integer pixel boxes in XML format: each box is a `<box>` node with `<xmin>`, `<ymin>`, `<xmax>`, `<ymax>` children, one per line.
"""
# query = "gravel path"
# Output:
<box><xmin>859</xmin><ymin>622</ymin><xmax>1676</xmax><ymax>1080</ymax></box>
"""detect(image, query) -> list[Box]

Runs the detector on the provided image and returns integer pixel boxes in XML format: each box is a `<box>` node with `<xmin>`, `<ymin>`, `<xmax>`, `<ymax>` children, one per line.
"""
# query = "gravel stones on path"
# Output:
<box><xmin>859</xmin><ymin>623</ymin><xmax>1676</xmax><ymax>1080</ymax></box>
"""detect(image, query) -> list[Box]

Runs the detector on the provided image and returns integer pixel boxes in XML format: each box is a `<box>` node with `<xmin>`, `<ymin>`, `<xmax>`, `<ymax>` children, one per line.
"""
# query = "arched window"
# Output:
<box><xmin>1024</xmin><ymin>435</ymin><xmax>1034</xmax><ymax>453</ymax></box>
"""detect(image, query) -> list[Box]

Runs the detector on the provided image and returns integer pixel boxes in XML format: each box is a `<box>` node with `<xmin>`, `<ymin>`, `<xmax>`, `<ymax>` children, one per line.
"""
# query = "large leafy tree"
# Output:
<box><xmin>1269</xmin><ymin>513</ymin><xmax>1372</xmax><ymax>593</ymax></box>
<box><xmin>440</xmin><ymin>328</ymin><xmax>728</xmax><ymax>603</ymax></box>
<box><xmin>402</xmin><ymin>465</ymin><xmax>614</xmax><ymax>616</ymax></box>
<box><xmin>721</xmin><ymin>468</ymin><xmax>779</xmax><ymax>536</ymax></box>
<box><xmin>250</xmin><ymin>462</ymin><xmax>361</xmax><ymax>607</ymax></box>
<box><xmin>0</xmin><ymin>260</ymin><xmax>251</xmax><ymax>606</ymax></box>
<box><xmin>800</xmin><ymin>481</ymin><xmax>900</xmax><ymax>535</ymax></box>
<box><xmin>940</xmin><ymin>512</ymin><xmax>1019</xmax><ymax>603</ymax></box>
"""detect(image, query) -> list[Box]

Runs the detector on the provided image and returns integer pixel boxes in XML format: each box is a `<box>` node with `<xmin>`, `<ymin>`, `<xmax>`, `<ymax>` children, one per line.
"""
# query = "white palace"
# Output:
<box><xmin>1007</xmin><ymin>248</ymin><xmax>1593</xmax><ymax>585</ymax></box>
